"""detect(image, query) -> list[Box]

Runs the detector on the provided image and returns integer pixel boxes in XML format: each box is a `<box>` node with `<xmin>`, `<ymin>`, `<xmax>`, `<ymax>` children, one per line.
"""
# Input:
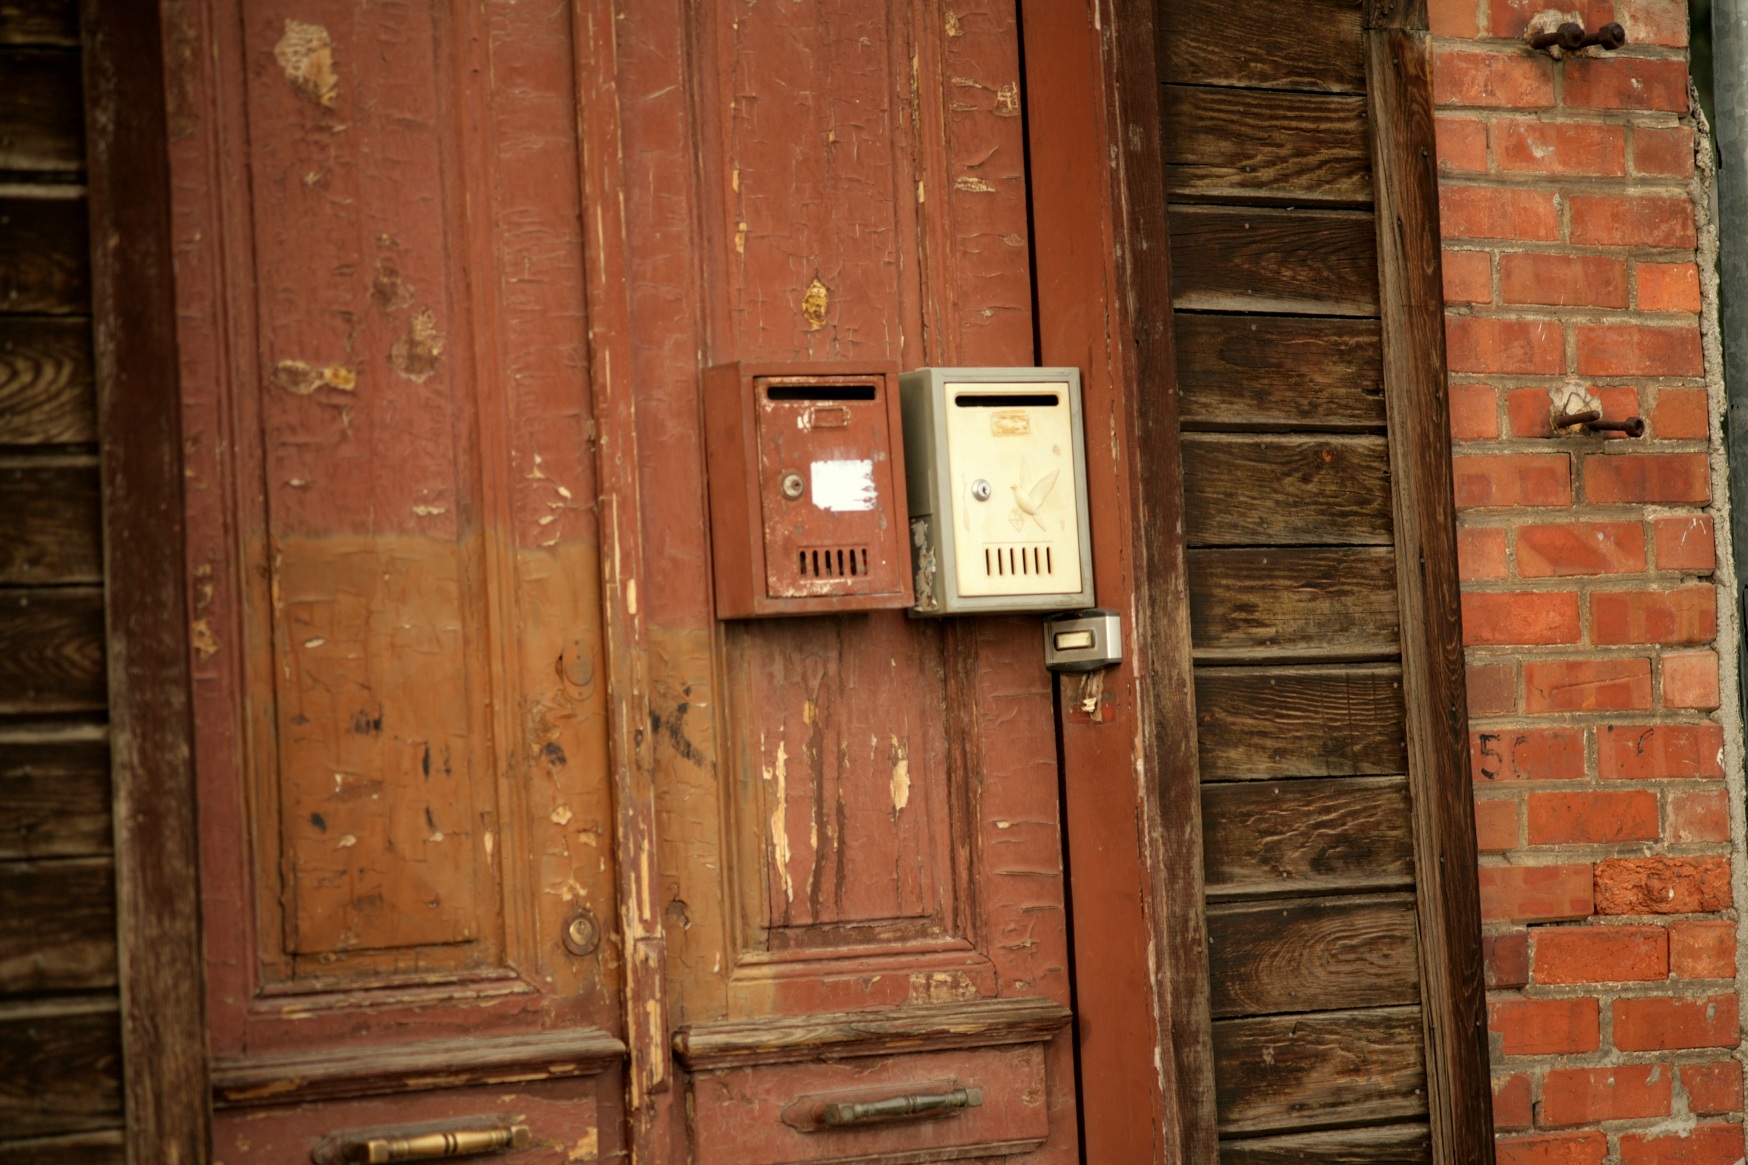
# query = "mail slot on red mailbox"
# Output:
<box><xmin>703</xmin><ymin>362</ymin><xmax>914</xmax><ymax>618</ymax></box>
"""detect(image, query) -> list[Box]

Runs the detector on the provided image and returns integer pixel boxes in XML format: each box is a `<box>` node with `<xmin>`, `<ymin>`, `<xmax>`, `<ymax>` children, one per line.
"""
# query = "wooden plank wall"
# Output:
<box><xmin>1157</xmin><ymin>0</ymin><xmax>1442</xmax><ymax>1159</ymax></box>
<box><xmin>0</xmin><ymin>2</ymin><xmax>127</xmax><ymax>1162</ymax></box>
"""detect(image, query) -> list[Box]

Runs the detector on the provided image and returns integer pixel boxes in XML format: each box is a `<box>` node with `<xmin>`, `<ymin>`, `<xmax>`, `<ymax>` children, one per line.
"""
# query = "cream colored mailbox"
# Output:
<box><xmin>899</xmin><ymin>367</ymin><xmax>1094</xmax><ymax>615</ymax></box>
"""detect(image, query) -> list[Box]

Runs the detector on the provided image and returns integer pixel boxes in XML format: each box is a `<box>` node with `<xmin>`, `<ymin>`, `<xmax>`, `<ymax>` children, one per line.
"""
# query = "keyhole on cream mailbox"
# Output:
<box><xmin>971</xmin><ymin>479</ymin><xmax>991</xmax><ymax>502</ymax></box>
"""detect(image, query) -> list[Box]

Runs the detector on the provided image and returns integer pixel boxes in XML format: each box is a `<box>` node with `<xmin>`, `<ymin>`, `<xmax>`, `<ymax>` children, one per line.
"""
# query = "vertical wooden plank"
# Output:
<box><xmin>1364</xmin><ymin>12</ymin><xmax>1493</xmax><ymax>1165</ymax></box>
<box><xmin>81</xmin><ymin>1</ymin><xmax>210</xmax><ymax>1161</ymax></box>
<box><xmin>1096</xmin><ymin>1</ymin><xmax>1219</xmax><ymax>1161</ymax></box>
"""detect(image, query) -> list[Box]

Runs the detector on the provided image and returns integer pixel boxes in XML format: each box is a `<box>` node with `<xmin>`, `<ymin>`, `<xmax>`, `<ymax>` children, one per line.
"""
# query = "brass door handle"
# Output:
<box><xmin>820</xmin><ymin>1087</ymin><xmax>983</xmax><ymax>1127</ymax></box>
<box><xmin>338</xmin><ymin>1125</ymin><xmax>532</xmax><ymax>1163</ymax></box>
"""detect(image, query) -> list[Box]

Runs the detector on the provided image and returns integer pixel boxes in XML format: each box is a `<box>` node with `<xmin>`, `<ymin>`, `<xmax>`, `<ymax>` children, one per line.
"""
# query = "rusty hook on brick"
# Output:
<box><xmin>1580</xmin><ymin>21</ymin><xmax>1628</xmax><ymax>49</ymax></box>
<box><xmin>1586</xmin><ymin>416</ymin><xmax>1645</xmax><ymax>437</ymax></box>
<box><xmin>1531</xmin><ymin>21</ymin><xmax>1585</xmax><ymax>50</ymax></box>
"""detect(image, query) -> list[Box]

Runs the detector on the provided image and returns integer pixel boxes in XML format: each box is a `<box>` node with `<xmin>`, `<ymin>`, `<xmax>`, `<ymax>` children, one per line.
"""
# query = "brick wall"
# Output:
<box><xmin>1429</xmin><ymin>0</ymin><xmax>1744</xmax><ymax>1160</ymax></box>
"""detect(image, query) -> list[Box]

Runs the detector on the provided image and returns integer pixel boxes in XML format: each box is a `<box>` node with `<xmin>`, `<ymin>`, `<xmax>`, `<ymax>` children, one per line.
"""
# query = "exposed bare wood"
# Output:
<box><xmin>1195</xmin><ymin>665</ymin><xmax>1407</xmax><ymax>780</ymax></box>
<box><xmin>1171</xmin><ymin>205</ymin><xmax>1380</xmax><ymax>317</ymax></box>
<box><xmin>0</xmin><ymin>194</ymin><xmax>87</xmax><ymax>315</ymax></box>
<box><xmin>0</xmin><ymin>1130</ymin><xmax>124</xmax><ymax>1165</ymax></box>
<box><xmin>1181</xmin><ymin>434</ymin><xmax>1393</xmax><ymax>547</ymax></box>
<box><xmin>1164</xmin><ymin>86</ymin><xmax>1371</xmax><ymax>207</ymax></box>
<box><xmin>1213</xmin><ymin>1005</ymin><xmax>1427</xmax><ymax>1136</ymax></box>
<box><xmin>1202</xmin><ymin>776</ymin><xmax>1415</xmax><ymax>900</ymax></box>
<box><xmin>1220</xmin><ymin>1123</ymin><xmax>1432</xmax><ymax>1165</ymax></box>
<box><xmin>211</xmin><ymin>1028</ymin><xmax>626</xmax><ymax>1109</ymax></box>
<box><xmin>1175</xmin><ymin>314</ymin><xmax>1385</xmax><ymax>433</ymax></box>
<box><xmin>1187</xmin><ymin>548</ymin><xmax>1400</xmax><ymax>661</ymax></box>
<box><xmin>0</xmin><ymin>997</ymin><xmax>122</xmax><ymax>1138</ymax></box>
<box><xmin>1160</xmin><ymin>0</ymin><xmax>1367</xmax><ymax>93</ymax></box>
<box><xmin>0</xmin><ymin>48</ymin><xmax>82</xmax><ymax>171</ymax></box>
<box><xmin>0</xmin><ymin>857</ymin><xmax>116</xmax><ymax>992</ymax></box>
<box><xmin>0</xmin><ymin>1</ymin><xmax>78</xmax><ymax>46</ymax></box>
<box><xmin>673</xmin><ymin>998</ymin><xmax>1073</xmax><ymax>1070</ymax></box>
<box><xmin>0</xmin><ymin>317</ymin><xmax>95</xmax><ymax>443</ymax></box>
<box><xmin>0</xmin><ymin>724</ymin><xmax>110</xmax><ymax>859</ymax></box>
<box><xmin>1207</xmin><ymin>894</ymin><xmax>1419</xmax><ymax>1017</ymax></box>
<box><xmin>0</xmin><ymin>456</ymin><xmax>100</xmax><ymax>582</ymax></box>
<box><xmin>0</xmin><ymin>587</ymin><xmax>104</xmax><ymax>712</ymax></box>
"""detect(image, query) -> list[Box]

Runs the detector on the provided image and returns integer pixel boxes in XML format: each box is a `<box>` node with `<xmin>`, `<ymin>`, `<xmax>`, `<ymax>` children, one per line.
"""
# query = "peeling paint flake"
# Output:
<box><xmin>390</xmin><ymin>307</ymin><xmax>445</xmax><ymax>381</ymax></box>
<box><xmin>801</xmin><ymin>276</ymin><xmax>829</xmax><ymax>330</ymax></box>
<box><xmin>274</xmin><ymin>19</ymin><xmax>339</xmax><ymax>108</ymax></box>
<box><xmin>272</xmin><ymin>359</ymin><xmax>356</xmax><ymax>395</ymax></box>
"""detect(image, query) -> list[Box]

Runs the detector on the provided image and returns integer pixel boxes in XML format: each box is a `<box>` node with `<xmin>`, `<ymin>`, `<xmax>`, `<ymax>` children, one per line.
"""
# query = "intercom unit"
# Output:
<box><xmin>899</xmin><ymin>367</ymin><xmax>1094</xmax><ymax>615</ymax></box>
<box><xmin>703</xmin><ymin>361</ymin><xmax>913</xmax><ymax>618</ymax></box>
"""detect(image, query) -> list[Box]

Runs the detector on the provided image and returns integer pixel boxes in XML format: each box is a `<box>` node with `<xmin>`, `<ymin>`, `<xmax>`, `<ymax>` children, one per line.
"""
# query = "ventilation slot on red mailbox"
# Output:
<box><xmin>798</xmin><ymin>546</ymin><xmax>871</xmax><ymax>580</ymax></box>
<box><xmin>983</xmin><ymin>544</ymin><xmax>1055</xmax><ymax>579</ymax></box>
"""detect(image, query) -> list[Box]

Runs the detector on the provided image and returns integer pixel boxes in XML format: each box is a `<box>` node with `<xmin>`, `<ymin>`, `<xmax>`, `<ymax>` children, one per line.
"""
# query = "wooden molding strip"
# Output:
<box><xmin>211</xmin><ymin>1028</ymin><xmax>626</xmax><ymax>1109</ymax></box>
<box><xmin>673</xmin><ymin>997</ymin><xmax>1072</xmax><ymax>1071</ymax></box>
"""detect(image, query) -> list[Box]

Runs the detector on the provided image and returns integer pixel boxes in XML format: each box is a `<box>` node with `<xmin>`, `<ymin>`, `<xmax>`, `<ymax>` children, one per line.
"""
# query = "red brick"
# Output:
<box><xmin>1479</xmin><ymin>863</ymin><xmax>1594</xmax><ymax>922</ymax></box>
<box><xmin>1532</xmin><ymin>924</ymin><xmax>1667</xmax><ymax>983</ymax></box>
<box><xmin>1619</xmin><ymin>0</ymin><xmax>1693</xmax><ymax>47</ymax></box>
<box><xmin>1638</xmin><ymin>262</ymin><xmax>1703</xmax><ymax>313</ymax></box>
<box><xmin>1435</xmin><ymin>49</ymin><xmax>1555</xmax><ymax>108</ymax></box>
<box><xmin>1500</xmin><ymin>253</ymin><xmax>1628</xmax><ymax>308</ymax></box>
<box><xmin>1459</xmin><ymin>526</ymin><xmax>1509</xmax><ymax>580</ymax></box>
<box><xmin>1450</xmin><ymin>382</ymin><xmax>1500</xmax><ymax>439</ymax></box>
<box><xmin>1438</xmin><ymin>115</ymin><xmax>1490</xmax><ymax>173</ymax></box>
<box><xmin>1443</xmin><ymin>249</ymin><xmax>1492</xmax><ymax>305</ymax></box>
<box><xmin>1441</xmin><ymin>185</ymin><xmax>1561</xmax><ymax>241</ymax></box>
<box><xmin>1486</xmin><ymin>930</ymin><xmax>1532</xmax><ymax>989</ymax></box>
<box><xmin>1595</xmin><ymin>856</ymin><xmax>1732</xmax><ymax>915</ymax></box>
<box><xmin>1564</xmin><ymin>57</ymin><xmax>1690</xmax><ymax>111</ymax></box>
<box><xmin>1651</xmin><ymin>388</ymin><xmax>1710</xmax><ymax>439</ymax></box>
<box><xmin>1527</xmin><ymin>789</ymin><xmax>1660</xmax><ymax>844</ymax></box>
<box><xmin>1574</xmin><ymin>325</ymin><xmax>1704</xmax><ymax>377</ymax></box>
<box><xmin>1599</xmin><ymin>723</ymin><xmax>1725</xmax><ymax>780</ymax></box>
<box><xmin>1679</xmin><ymin>1061</ymin><xmax>1743</xmax><ymax>1115</ymax></box>
<box><xmin>1448</xmin><ymin>317</ymin><xmax>1565</xmax><ymax>375</ymax></box>
<box><xmin>1614</xmin><ymin>995</ymin><xmax>1740</xmax><ymax>1051</ymax></box>
<box><xmin>1571</xmin><ymin>194</ymin><xmax>1698</xmax><ymax>248</ymax></box>
<box><xmin>1490</xmin><ymin>996</ymin><xmax>1600</xmax><ymax>1055</ymax></box>
<box><xmin>1430</xmin><ymin>0</ymin><xmax>1480</xmax><ymax>36</ymax></box>
<box><xmin>1469</xmin><ymin>662</ymin><xmax>1518</xmax><ymax>714</ymax></box>
<box><xmin>1621</xmin><ymin>1126</ymin><xmax>1745</xmax><ymax>1165</ymax></box>
<box><xmin>1538</xmin><ymin>1064</ymin><xmax>1671</xmax><ymax>1127</ymax></box>
<box><xmin>1670</xmin><ymin>789</ymin><xmax>1732</xmax><ymax>844</ymax></box>
<box><xmin>1498</xmin><ymin>1133</ymin><xmax>1607</xmax><ymax>1165</ymax></box>
<box><xmin>1590</xmin><ymin>587</ymin><xmax>1717</xmax><ymax>646</ymax></box>
<box><xmin>1464</xmin><ymin>591</ymin><xmax>1581</xmax><ymax>646</ymax></box>
<box><xmin>1493</xmin><ymin>1073</ymin><xmax>1533</xmax><ymax>1130</ymax></box>
<box><xmin>1655</xmin><ymin>515</ymin><xmax>1716</xmax><ymax>572</ymax></box>
<box><xmin>1634</xmin><ymin>125</ymin><xmax>1697</xmax><ymax>177</ymax></box>
<box><xmin>1476</xmin><ymin>798</ymin><xmax>1520</xmax><ymax>852</ymax></box>
<box><xmin>1524</xmin><ymin>657</ymin><xmax>1652</xmax><ymax>713</ymax></box>
<box><xmin>1493</xmin><ymin>119</ymin><xmax>1625</xmax><ymax>175</ymax></box>
<box><xmin>1454</xmin><ymin>453</ymin><xmax>1572</xmax><ymax>508</ymax></box>
<box><xmin>1517</xmin><ymin>521</ymin><xmax>1646</xmax><ymax>577</ymax></box>
<box><xmin>1665</xmin><ymin>651</ymin><xmax>1722</xmax><ymax>711</ymax></box>
<box><xmin>1671</xmin><ymin>920</ymin><xmax>1737</xmax><ymax>979</ymax></box>
<box><xmin>1489</xmin><ymin>0</ymin><xmax>1616</xmax><ymax>39</ymax></box>
<box><xmin>1585</xmin><ymin>454</ymin><xmax>1711</xmax><ymax>504</ymax></box>
<box><xmin>1472</xmin><ymin>726</ymin><xmax>1586</xmax><ymax>783</ymax></box>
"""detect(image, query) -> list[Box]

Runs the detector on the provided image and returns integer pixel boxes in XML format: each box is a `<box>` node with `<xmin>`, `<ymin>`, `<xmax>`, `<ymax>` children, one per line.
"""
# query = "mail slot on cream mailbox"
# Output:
<box><xmin>899</xmin><ymin>367</ymin><xmax>1094</xmax><ymax>615</ymax></box>
<box><xmin>703</xmin><ymin>361</ymin><xmax>913</xmax><ymax>618</ymax></box>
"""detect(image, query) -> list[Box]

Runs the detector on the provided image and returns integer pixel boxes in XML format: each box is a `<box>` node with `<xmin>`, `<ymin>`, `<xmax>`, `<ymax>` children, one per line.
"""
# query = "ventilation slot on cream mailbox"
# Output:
<box><xmin>899</xmin><ymin>368</ymin><xmax>1093</xmax><ymax>615</ymax></box>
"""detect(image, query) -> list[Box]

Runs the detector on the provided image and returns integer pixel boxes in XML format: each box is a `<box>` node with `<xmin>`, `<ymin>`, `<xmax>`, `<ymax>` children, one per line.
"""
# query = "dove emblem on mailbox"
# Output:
<box><xmin>1009</xmin><ymin>467</ymin><xmax>1059</xmax><ymax>533</ymax></box>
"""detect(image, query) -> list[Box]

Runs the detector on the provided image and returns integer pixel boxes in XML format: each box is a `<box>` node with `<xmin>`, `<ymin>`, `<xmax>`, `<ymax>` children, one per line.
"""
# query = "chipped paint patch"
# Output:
<box><xmin>954</xmin><ymin>176</ymin><xmax>996</xmax><ymax>193</ymax></box>
<box><xmin>567</xmin><ymin>1129</ymin><xmax>599</xmax><ymax>1161</ymax></box>
<box><xmin>768</xmin><ymin>740</ymin><xmax>792</xmax><ymax>903</ymax></box>
<box><xmin>994</xmin><ymin>82</ymin><xmax>1020</xmax><ymax>116</ymax></box>
<box><xmin>274</xmin><ymin>19</ymin><xmax>339</xmax><ymax>108</ymax></box>
<box><xmin>390</xmin><ymin>307</ymin><xmax>445</xmax><ymax>381</ymax></box>
<box><xmin>551</xmin><ymin>805</ymin><xmax>574</xmax><ymax>826</ymax></box>
<box><xmin>272</xmin><ymin>359</ymin><xmax>356</xmax><ymax>395</ymax></box>
<box><xmin>801</xmin><ymin>277</ymin><xmax>829</xmax><ymax>330</ymax></box>
<box><xmin>191</xmin><ymin>618</ymin><xmax>220</xmax><ymax>659</ymax></box>
<box><xmin>889</xmin><ymin>734</ymin><xmax>910</xmax><ymax>811</ymax></box>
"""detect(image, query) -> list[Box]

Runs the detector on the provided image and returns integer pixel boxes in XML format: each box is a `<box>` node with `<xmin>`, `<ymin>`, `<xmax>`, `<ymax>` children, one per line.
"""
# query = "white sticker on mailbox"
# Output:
<box><xmin>810</xmin><ymin>459</ymin><xmax>877</xmax><ymax>512</ymax></box>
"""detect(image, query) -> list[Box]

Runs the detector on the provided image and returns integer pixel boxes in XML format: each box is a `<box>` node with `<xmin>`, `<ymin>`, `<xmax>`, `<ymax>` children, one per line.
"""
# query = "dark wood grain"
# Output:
<box><xmin>0</xmin><ymin>587</ymin><xmax>104</xmax><ymax>712</ymax></box>
<box><xmin>1195</xmin><ymin>664</ymin><xmax>1407</xmax><ymax>780</ymax></box>
<box><xmin>1221</xmin><ymin>1123</ymin><xmax>1432</xmax><ymax>1165</ymax></box>
<box><xmin>1366</xmin><ymin>26</ymin><xmax>1493</xmax><ymax>1164</ymax></box>
<box><xmin>0</xmin><ymin>998</ymin><xmax>122</xmax><ymax>1137</ymax></box>
<box><xmin>1213</xmin><ymin>1005</ymin><xmax>1427</xmax><ymax>1135</ymax></box>
<box><xmin>0</xmin><ymin>1</ymin><xmax>78</xmax><ymax>46</ymax></box>
<box><xmin>0</xmin><ymin>1131</ymin><xmax>124</xmax><ymax>1165</ymax></box>
<box><xmin>1175</xmin><ymin>314</ymin><xmax>1385</xmax><ymax>433</ymax></box>
<box><xmin>0</xmin><ymin>727</ymin><xmax>111</xmax><ymax>859</ymax></box>
<box><xmin>0</xmin><ymin>49</ymin><xmax>82</xmax><ymax>172</ymax></box>
<box><xmin>0</xmin><ymin>858</ymin><xmax>116</xmax><ymax>992</ymax></box>
<box><xmin>1181</xmin><ymin>434</ymin><xmax>1393</xmax><ymax>547</ymax></box>
<box><xmin>0</xmin><ymin>317</ymin><xmax>95</xmax><ymax>443</ymax></box>
<box><xmin>1208</xmin><ymin>894</ymin><xmax>1419</xmax><ymax>1017</ymax></box>
<box><xmin>1202</xmin><ymin>776</ymin><xmax>1415</xmax><ymax>899</ymax></box>
<box><xmin>1171</xmin><ymin>205</ymin><xmax>1380</xmax><ymax>317</ymax></box>
<box><xmin>0</xmin><ymin>457</ymin><xmax>100</xmax><ymax>582</ymax></box>
<box><xmin>1164</xmin><ymin>86</ymin><xmax>1371</xmax><ymax>207</ymax></box>
<box><xmin>1187</xmin><ymin>548</ymin><xmax>1400</xmax><ymax>661</ymax></box>
<box><xmin>84</xmin><ymin>1</ymin><xmax>211</xmax><ymax>1158</ymax></box>
<box><xmin>1160</xmin><ymin>0</ymin><xmax>1368</xmax><ymax>93</ymax></box>
<box><xmin>0</xmin><ymin>195</ymin><xmax>88</xmax><ymax>315</ymax></box>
